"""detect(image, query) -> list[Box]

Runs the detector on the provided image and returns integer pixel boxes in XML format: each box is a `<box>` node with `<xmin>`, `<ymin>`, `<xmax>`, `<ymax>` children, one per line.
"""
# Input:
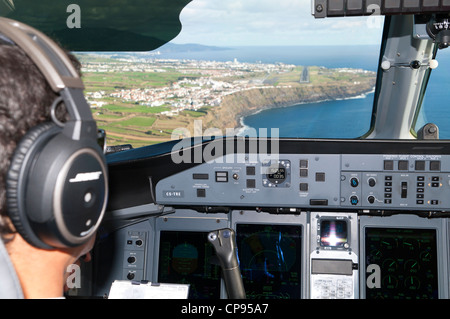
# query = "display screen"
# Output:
<box><xmin>268</xmin><ymin>167</ymin><xmax>286</xmax><ymax>181</ymax></box>
<box><xmin>158</xmin><ymin>231</ymin><xmax>221</xmax><ymax>299</ymax></box>
<box><xmin>365</xmin><ymin>228</ymin><xmax>439</xmax><ymax>299</ymax></box>
<box><xmin>236</xmin><ymin>224</ymin><xmax>302</xmax><ymax>299</ymax></box>
<box><xmin>320</xmin><ymin>220</ymin><xmax>348</xmax><ymax>247</ymax></box>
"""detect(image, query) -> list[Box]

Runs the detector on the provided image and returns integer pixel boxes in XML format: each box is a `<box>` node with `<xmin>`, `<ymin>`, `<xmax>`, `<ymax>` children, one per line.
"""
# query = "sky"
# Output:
<box><xmin>172</xmin><ymin>0</ymin><xmax>385</xmax><ymax>46</ymax></box>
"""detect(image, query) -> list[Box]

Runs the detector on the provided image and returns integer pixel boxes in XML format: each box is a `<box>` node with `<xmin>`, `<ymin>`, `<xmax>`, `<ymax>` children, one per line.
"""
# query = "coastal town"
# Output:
<box><xmin>81</xmin><ymin>55</ymin><xmax>298</xmax><ymax>114</ymax></box>
<box><xmin>78</xmin><ymin>53</ymin><xmax>376</xmax><ymax>147</ymax></box>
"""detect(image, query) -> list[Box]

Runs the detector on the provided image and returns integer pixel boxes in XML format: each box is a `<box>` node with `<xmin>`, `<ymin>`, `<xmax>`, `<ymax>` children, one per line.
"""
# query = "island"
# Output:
<box><xmin>78</xmin><ymin>53</ymin><xmax>376</xmax><ymax>148</ymax></box>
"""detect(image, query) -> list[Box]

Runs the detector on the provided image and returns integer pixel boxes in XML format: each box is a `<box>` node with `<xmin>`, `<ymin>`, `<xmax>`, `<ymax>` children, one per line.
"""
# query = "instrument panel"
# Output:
<box><xmin>95</xmin><ymin>139</ymin><xmax>450</xmax><ymax>299</ymax></box>
<box><xmin>155</xmin><ymin>152</ymin><xmax>450</xmax><ymax>212</ymax></box>
<box><xmin>93</xmin><ymin>209</ymin><xmax>449</xmax><ymax>299</ymax></box>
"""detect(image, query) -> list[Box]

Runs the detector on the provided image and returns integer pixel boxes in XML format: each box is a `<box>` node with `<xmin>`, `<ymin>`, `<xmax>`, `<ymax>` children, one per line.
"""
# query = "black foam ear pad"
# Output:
<box><xmin>6</xmin><ymin>122</ymin><xmax>61</xmax><ymax>249</ymax></box>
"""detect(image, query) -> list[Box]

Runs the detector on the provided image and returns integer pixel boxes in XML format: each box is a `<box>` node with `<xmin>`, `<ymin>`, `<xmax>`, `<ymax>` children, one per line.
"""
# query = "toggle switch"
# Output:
<box><xmin>401</xmin><ymin>182</ymin><xmax>408</xmax><ymax>198</ymax></box>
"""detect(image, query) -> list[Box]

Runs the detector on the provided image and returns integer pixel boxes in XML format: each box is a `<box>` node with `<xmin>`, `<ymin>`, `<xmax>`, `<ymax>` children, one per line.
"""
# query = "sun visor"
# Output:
<box><xmin>0</xmin><ymin>0</ymin><xmax>192</xmax><ymax>51</ymax></box>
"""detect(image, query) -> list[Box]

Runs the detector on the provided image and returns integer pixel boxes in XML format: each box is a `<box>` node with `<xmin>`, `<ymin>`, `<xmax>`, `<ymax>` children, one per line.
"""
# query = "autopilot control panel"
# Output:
<box><xmin>155</xmin><ymin>153</ymin><xmax>450</xmax><ymax>212</ymax></box>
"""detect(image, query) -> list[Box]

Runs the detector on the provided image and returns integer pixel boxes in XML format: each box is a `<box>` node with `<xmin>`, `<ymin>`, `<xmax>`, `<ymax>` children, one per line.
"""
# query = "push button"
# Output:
<box><xmin>300</xmin><ymin>169</ymin><xmax>308</xmax><ymax>177</ymax></box>
<box><xmin>197</xmin><ymin>189</ymin><xmax>206</xmax><ymax>197</ymax></box>
<box><xmin>384</xmin><ymin>160</ymin><xmax>394</xmax><ymax>170</ymax></box>
<box><xmin>430</xmin><ymin>161</ymin><xmax>441</xmax><ymax>171</ymax></box>
<box><xmin>215</xmin><ymin>171</ymin><xmax>228</xmax><ymax>182</ymax></box>
<box><xmin>415</xmin><ymin>160</ymin><xmax>425</xmax><ymax>171</ymax></box>
<box><xmin>246</xmin><ymin>166</ymin><xmax>255</xmax><ymax>175</ymax></box>
<box><xmin>316</xmin><ymin>172</ymin><xmax>326</xmax><ymax>182</ymax></box>
<box><xmin>300</xmin><ymin>159</ymin><xmax>308</xmax><ymax>168</ymax></box>
<box><xmin>398</xmin><ymin>160</ymin><xmax>409</xmax><ymax>170</ymax></box>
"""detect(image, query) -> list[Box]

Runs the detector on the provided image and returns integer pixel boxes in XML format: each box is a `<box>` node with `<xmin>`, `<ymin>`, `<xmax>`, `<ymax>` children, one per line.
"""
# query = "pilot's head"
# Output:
<box><xmin>0</xmin><ymin>33</ymin><xmax>89</xmax><ymax>234</ymax></box>
<box><xmin>0</xmin><ymin>18</ymin><xmax>108</xmax><ymax>298</ymax></box>
<box><xmin>0</xmin><ymin>41</ymin><xmax>78</xmax><ymax>240</ymax></box>
<box><xmin>0</xmin><ymin>17</ymin><xmax>109</xmax><ymax>253</ymax></box>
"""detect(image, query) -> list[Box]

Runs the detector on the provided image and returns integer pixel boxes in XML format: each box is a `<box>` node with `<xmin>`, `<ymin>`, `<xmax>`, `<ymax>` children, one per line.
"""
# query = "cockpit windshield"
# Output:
<box><xmin>3</xmin><ymin>0</ymin><xmax>450</xmax><ymax>147</ymax></box>
<box><xmin>77</xmin><ymin>0</ymin><xmax>387</xmax><ymax>147</ymax></box>
<box><xmin>414</xmin><ymin>48</ymin><xmax>450</xmax><ymax>138</ymax></box>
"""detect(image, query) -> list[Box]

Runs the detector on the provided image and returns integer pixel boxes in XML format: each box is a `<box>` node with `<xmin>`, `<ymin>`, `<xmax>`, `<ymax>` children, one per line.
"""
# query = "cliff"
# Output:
<box><xmin>197</xmin><ymin>79</ymin><xmax>376</xmax><ymax>132</ymax></box>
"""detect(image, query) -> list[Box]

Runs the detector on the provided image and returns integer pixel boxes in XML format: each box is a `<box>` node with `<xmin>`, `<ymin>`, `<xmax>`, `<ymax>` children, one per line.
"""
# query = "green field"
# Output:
<box><xmin>101</xmin><ymin>104</ymin><xmax>170</xmax><ymax>113</ymax></box>
<box><xmin>84</xmin><ymin>71</ymin><xmax>188</xmax><ymax>90</ymax></box>
<box><xmin>82</xmin><ymin>60</ymin><xmax>203</xmax><ymax>147</ymax></box>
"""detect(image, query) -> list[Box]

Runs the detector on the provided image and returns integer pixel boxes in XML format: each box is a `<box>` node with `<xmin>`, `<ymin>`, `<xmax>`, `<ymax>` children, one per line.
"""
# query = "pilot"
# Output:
<box><xmin>0</xmin><ymin>33</ymin><xmax>96</xmax><ymax>298</ymax></box>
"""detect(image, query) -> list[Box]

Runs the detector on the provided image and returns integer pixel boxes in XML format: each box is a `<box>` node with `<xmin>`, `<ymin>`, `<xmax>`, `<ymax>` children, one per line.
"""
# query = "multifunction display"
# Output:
<box><xmin>365</xmin><ymin>227</ymin><xmax>438</xmax><ymax>299</ymax></box>
<box><xmin>320</xmin><ymin>220</ymin><xmax>348</xmax><ymax>248</ymax></box>
<box><xmin>235</xmin><ymin>224</ymin><xmax>302</xmax><ymax>299</ymax></box>
<box><xmin>158</xmin><ymin>231</ymin><xmax>221</xmax><ymax>299</ymax></box>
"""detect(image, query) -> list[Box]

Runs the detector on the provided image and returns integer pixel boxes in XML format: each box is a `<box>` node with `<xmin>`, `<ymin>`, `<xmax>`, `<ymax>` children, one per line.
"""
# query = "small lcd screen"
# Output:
<box><xmin>365</xmin><ymin>228</ymin><xmax>438</xmax><ymax>299</ymax></box>
<box><xmin>236</xmin><ymin>224</ymin><xmax>302</xmax><ymax>299</ymax></box>
<box><xmin>268</xmin><ymin>167</ymin><xmax>286</xmax><ymax>180</ymax></box>
<box><xmin>158</xmin><ymin>231</ymin><xmax>221</xmax><ymax>299</ymax></box>
<box><xmin>320</xmin><ymin>220</ymin><xmax>348</xmax><ymax>247</ymax></box>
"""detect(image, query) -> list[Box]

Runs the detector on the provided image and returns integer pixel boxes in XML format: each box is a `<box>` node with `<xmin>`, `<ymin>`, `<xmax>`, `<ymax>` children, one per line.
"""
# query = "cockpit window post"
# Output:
<box><xmin>367</xmin><ymin>15</ymin><xmax>437</xmax><ymax>139</ymax></box>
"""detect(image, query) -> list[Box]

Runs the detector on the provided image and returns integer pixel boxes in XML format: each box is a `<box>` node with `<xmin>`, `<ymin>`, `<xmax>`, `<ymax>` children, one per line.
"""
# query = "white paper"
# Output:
<box><xmin>108</xmin><ymin>280</ymin><xmax>189</xmax><ymax>299</ymax></box>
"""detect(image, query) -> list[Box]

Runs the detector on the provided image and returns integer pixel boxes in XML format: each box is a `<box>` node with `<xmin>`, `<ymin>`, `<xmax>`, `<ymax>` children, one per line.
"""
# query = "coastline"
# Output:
<box><xmin>235</xmin><ymin>86</ymin><xmax>376</xmax><ymax>136</ymax></box>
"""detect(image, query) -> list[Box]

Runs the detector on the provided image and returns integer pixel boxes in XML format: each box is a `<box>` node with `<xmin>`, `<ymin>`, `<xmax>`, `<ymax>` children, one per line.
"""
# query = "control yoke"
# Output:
<box><xmin>208</xmin><ymin>228</ymin><xmax>246</xmax><ymax>299</ymax></box>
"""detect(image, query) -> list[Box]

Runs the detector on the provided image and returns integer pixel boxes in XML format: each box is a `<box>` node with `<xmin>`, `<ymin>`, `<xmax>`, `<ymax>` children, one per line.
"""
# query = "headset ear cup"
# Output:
<box><xmin>6</xmin><ymin>122</ymin><xmax>60</xmax><ymax>249</ymax></box>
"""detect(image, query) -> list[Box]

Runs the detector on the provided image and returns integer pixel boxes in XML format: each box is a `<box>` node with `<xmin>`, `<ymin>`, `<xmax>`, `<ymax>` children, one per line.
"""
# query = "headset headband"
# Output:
<box><xmin>0</xmin><ymin>17</ymin><xmax>81</xmax><ymax>91</ymax></box>
<box><xmin>0</xmin><ymin>17</ymin><xmax>96</xmax><ymax>141</ymax></box>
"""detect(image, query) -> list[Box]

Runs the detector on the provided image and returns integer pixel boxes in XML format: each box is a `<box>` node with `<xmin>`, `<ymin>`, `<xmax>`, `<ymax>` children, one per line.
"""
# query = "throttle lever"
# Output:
<box><xmin>208</xmin><ymin>228</ymin><xmax>246</xmax><ymax>299</ymax></box>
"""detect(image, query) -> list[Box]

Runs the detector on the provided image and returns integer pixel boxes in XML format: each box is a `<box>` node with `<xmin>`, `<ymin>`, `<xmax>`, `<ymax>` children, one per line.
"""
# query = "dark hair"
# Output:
<box><xmin>0</xmin><ymin>43</ymin><xmax>81</xmax><ymax>239</ymax></box>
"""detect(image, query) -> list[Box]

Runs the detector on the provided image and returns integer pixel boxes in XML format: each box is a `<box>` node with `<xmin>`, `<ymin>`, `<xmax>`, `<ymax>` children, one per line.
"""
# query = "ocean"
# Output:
<box><xmin>159</xmin><ymin>45</ymin><xmax>450</xmax><ymax>139</ymax></box>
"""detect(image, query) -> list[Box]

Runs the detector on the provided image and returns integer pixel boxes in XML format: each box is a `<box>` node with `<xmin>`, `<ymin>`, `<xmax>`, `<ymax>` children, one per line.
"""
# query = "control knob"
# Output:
<box><xmin>350</xmin><ymin>195</ymin><xmax>359</xmax><ymax>205</ymax></box>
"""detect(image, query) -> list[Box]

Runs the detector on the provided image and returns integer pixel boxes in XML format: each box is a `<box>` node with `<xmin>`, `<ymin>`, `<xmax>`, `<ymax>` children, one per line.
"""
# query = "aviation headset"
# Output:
<box><xmin>1</xmin><ymin>17</ymin><xmax>108</xmax><ymax>249</ymax></box>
